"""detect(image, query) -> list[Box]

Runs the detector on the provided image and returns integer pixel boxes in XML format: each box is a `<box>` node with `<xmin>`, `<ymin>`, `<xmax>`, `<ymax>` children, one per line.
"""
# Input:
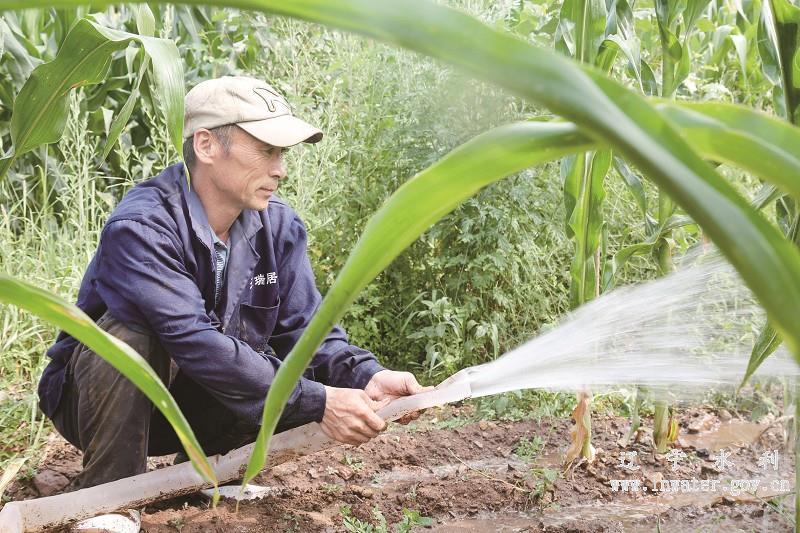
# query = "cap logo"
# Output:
<box><xmin>253</xmin><ymin>87</ymin><xmax>291</xmax><ymax>115</ymax></box>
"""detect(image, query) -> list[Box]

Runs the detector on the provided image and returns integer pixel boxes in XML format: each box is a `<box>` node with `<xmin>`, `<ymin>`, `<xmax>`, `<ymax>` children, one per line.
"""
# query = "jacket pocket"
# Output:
<box><xmin>238</xmin><ymin>302</ymin><xmax>280</xmax><ymax>353</ymax></box>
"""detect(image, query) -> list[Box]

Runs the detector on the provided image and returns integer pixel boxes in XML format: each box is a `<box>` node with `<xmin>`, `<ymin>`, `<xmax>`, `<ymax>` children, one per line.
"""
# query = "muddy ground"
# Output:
<box><xmin>3</xmin><ymin>402</ymin><xmax>796</xmax><ymax>532</ymax></box>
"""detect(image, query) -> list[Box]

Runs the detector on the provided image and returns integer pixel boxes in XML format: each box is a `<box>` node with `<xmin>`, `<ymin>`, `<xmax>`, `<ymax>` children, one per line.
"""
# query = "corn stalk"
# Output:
<box><xmin>555</xmin><ymin>0</ymin><xmax>609</xmax><ymax>463</ymax></box>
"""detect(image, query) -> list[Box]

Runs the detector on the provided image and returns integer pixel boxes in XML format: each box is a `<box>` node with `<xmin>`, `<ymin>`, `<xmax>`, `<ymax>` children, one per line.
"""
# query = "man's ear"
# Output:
<box><xmin>193</xmin><ymin>129</ymin><xmax>217</xmax><ymax>166</ymax></box>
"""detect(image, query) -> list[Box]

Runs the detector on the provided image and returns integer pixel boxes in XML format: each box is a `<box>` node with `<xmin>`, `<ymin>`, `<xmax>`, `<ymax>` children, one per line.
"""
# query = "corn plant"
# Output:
<box><xmin>555</xmin><ymin>0</ymin><xmax>716</xmax><ymax>455</ymax></box>
<box><xmin>744</xmin><ymin>0</ymin><xmax>800</xmax><ymax>385</ymax></box>
<box><xmin>2</xmin><ymin>0</ymin><xmax>800</xmax><ymax>523</ymax></box>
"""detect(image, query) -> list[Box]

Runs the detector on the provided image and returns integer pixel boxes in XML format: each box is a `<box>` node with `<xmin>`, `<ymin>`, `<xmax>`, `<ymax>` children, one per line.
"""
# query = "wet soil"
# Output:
<box><xmin>3</xmin><ymin>403</ymin><xmax>795</xmax><ymax>532</ymax></box>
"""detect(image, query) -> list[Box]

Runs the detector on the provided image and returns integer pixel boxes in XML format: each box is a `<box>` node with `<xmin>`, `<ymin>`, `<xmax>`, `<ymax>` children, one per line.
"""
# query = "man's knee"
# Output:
<box><xmin>91</xmin><ymin>310</ymin><xmax>174</xmax><ymax>384</ymax></box>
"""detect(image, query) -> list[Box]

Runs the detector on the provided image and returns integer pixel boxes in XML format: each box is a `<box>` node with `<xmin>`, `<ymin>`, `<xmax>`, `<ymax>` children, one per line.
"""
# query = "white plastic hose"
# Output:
<box><xmin>0</xmin><ymin>372</ymin><xmax>472</xmax><ymax>533</ymax></box>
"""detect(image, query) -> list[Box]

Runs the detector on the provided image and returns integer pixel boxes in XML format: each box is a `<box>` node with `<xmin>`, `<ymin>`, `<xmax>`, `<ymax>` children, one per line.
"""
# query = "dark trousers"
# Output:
<box><xmin>51</xmin><ymin>311</ymin><xmax>259</xmax><ymax>491</ymax></box>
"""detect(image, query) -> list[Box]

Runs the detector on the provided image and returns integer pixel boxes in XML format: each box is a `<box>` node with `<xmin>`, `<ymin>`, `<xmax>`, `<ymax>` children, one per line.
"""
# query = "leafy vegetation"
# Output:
<box><xmin>340</xmin><ymin>504</ymin><xmax>433</xmax><ymax>533</ymax></box>
<box><xmin>1</xmin><ymin>0</ymin><xmax>799</xmax><ymax>523</ymax></box>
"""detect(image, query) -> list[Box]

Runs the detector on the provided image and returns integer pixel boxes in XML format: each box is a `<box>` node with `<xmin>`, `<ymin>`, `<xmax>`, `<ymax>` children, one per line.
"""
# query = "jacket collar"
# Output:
<box><xmin>175</xmin><ymin>163</ymin><xmax>264</xmax><ymax>248</ymax></box>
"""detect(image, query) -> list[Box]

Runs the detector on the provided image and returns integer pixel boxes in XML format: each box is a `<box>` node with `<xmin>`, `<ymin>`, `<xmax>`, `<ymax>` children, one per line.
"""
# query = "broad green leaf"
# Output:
<box><xmin>246</xmin><ymin>120</ymin><xmax>595</xmax><ymax>484</ymax></box>
<box><xmin>0</xmin><ymin>17</ymin><xmax>183</xmax><ymax>176</ymax></box>
<box><xmin>132</xmin><ymin>3</ymin><xmax>156</xmax><ymax>36</ymax></box>
<box><xmin>742</xmin><ymin>213</ymin><xmax>800</xmax><ymax>385</ymax></box>
<box><xmin>0</xmin><ymin>275</ymin><xmax>219</xmax><ymax>497</ymax></box>
<box><xmin>657</xmin><ymin>101</ymin><xmax>800</xmax><ymax>197</ymax></box>
<box><xmin>555</xmin><ymin>0</ymin><xmax>607</xmax><ymax>63</ymax></box>
<box><xmin>565</xmin><ymin>150</ymin><xmax>610</xmax><ymax>307</ymax></box>
<box><xmin>613</xmin><ymin>156</ymin><xmax>648</xmax><ymax>220</ymax></box>
<box><xmin>759</xmin><ymin>0</ymin><xmax>800</xmax><ymax>124</ymax></box>
<box><xmin>598</xmin><ymin>0</ymin><xmax>642</xmax><ymax>87</ymax></box>
<box><xmin>102</xmin><ymin>55</ymin><xmax>150</xmax><ymax>159</ymax></box>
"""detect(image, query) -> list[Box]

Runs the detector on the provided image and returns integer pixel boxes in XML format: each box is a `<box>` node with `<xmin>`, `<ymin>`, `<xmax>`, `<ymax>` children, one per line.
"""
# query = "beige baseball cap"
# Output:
<box><xmin>183</xmin><ymin>76</ymin><xmax>323</xmax><ymax>147</ymax></box>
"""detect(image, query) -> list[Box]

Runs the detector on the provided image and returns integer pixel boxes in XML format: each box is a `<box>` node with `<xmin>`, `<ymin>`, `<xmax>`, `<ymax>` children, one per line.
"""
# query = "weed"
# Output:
<box><xmin>280</xmin><ymin>512</ymin><xmax>301</xmax><ymax>532</ymax></box>
<box><xmin>403</xmin><ymin>483</ymin><xmax>420</xmax><ymax>502</ymax></box>
<box><xmin>524</xmin><ymin>467</ymin><xmax>559</xmax><ymax>507</ymax></box>
<box><xmin>512</xmin><ymin>435</ymin><xmax>544</xmax><ymax>462</ymax></box>
<box><xmin>166</xmin><ymin>516</ymin><xmax>185</xmax><ymax>532</ymax></box>
<box><xmin>340</xmin><ymin>505</ymin><xmax>434</xmax><ymax>533</ymax></box>
<box><xmin>341</xmin><ymin>453</ymin><xmax>365</xmax><ymax>472</ymax></box>
<box><xmin>322</xmin><ymin>482</ymin><xmax>343</xmax><ymax>495</ymax></box>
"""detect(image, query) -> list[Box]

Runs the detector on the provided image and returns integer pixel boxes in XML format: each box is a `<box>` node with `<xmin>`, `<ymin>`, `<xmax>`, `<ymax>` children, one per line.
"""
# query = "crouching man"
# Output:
<box><xmin>37</xmin><ymin>76</ymin><xmax>429</xmax><ymax>491</ymax></box>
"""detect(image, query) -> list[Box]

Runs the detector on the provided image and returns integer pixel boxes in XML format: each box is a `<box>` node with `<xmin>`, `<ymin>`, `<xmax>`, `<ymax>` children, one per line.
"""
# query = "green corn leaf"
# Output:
<box><xmin>640</xmin><ymin>59</ymin><xmax>659</xmax><ymax>96</ymax></box>
<box><xmin>729</xmin><ymin>33</ymin><xmax>749</xmax><ymax>82</ymax></box>
<box><xmin>742</xmin><ymin>214</ymin><xmax>800</xmax><ymax>386</ymax></box>
<box><xmin>759</xmin><ymin>0</ymin><xmax>800</xmax><ymax>124</ymax></box>
<box><xmin>598</xmin><ymin>0</ymin><xmax>642</xmax><ymax>85</ymax></box>
<box><xmin>752</xmin><ymin>184</ymin><xmax>786</xmax><ymax>211</ymax></box>
<box><xmin>684</xmin><ymin>0</ymin><xmax>713</xmax><ymax>38</ymax></box>
<box><xmin>743</xmin><ymin>323</ymin><xmax>784</xmax><ymax>387</ymax></box>
<box><xmin>102</xmin><ymin>55</ymin><xmax>150</xmax><ymax>159</ymax></box>
<box><xmin>656</xmin><ymin>101</ymin><xmax>800</xmax><ymax>197</ymax></box>
<box><xmin>655</xmin><ymin>0</ymin><xmax>684</xmax><ymax>57</ymax></box>
<box><xmin>612</xmin><ymin>155</ymin><xmax>649</xmax><ymax>223</ymax></box>
<box><xmin>655</xmin><ymin>0</ymin><xmax>712</xmax><ymax>96</ymax></box>
<box><xmin>555</xmin><ymin>0</ymin><xmax>607</xmax><ymax>63</ymax></box>
<box><xmin>0</xmin><ymin>275</ymin><xmax>219</xmax><ymax>496</ymax></box>
<box><xmin>602</xmin><ymin>215</ymin><xmax>694</xmax><ymax>291</ymax></box>
<box><xmin>0</xmin><ymin>17</ymin><xmax>42</xmax><ymax>87</ymax></box>
<box><xmin>132</xmin><ymin>3</ymin><xmax>156</xmax><ymax>36</ymax></box>
<box><xmin>760</xmin><ymin>0</ymin><xmax>784</xmax><ymax>88</ymax></box>
<box><xmin>709</xmin><ymin>24</ymin><xmax>735</xmax><ymax>66</ymax></box>
<box><xmin>246</xmin><ymin>121</ymin><xmax>595</xmax><ymax>484</ymax></box>
<box><xmin>564</xmin><ymin>150</ymin><xmax>610</xmax><ymax>307</ymax></box>
<box><xmin>0</xmin><ymin>17</ymin><xmax>183</xmax><ymax>177</ymax></box>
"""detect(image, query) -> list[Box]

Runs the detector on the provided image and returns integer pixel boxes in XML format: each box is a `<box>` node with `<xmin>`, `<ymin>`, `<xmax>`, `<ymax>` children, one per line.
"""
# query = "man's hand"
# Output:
<box><xmin>320</xmin><ymin>386</ymin><xmax>390</xmax><ymax>445</ymax></box>
<box><xmin>364</xmin><ymin>370</ymin><xmax>433</xmax><ymax>402</ymax></box>
<box><xmin>364</xmin><ymin>370</ymin><xmax>434</xmax><ymax>424</ymax></box>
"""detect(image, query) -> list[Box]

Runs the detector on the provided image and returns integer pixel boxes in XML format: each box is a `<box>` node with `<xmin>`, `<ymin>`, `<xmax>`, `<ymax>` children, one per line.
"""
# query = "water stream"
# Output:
<box><xmin>442</xmin><ymin>250</ymin><xmax>798</xmax><ymax>400</ymax></box>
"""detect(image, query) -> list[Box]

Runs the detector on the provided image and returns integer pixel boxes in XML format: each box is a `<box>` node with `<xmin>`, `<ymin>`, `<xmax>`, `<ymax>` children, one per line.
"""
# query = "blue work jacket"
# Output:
<box><xmin>38</xmin><ymin>163</ymin><xmax>385</xmax><ymax>428</ymax></box>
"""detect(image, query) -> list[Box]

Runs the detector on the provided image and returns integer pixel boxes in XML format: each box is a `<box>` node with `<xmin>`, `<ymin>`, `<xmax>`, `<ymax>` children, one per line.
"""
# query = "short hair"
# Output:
<box><xmin>182</xmin><ymin>124</ymin><xmax>238</xmax><ymax>171</ymax></box>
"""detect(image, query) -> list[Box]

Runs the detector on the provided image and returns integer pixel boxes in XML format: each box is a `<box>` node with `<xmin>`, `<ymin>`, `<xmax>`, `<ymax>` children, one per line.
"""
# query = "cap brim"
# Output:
<box><xmin>237</xmin><ymin>115</ymin><xmax>323</xmax><ymax>148</ymax></box>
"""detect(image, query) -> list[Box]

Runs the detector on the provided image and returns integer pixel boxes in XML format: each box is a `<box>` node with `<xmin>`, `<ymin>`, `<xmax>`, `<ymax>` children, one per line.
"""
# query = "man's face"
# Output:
<box><xmin>210</xmin><ymin>127</ymin><xmax>288</xmax><ymax>211</ymax></box>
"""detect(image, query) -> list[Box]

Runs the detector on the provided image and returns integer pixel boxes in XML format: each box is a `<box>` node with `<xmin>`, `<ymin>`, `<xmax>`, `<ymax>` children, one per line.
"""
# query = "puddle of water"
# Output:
<box><xmin>429</xmin><ymin>516</ymin><xmax>538</xmax><ymax>532</ymax></box>
<box><xmin>428</xmin><ymin>479</ymin><xmax>794</xmax><ymax>532</ymax></box>
<box><xmin>371</xmin><ymin>457</ymin><xmax>529</xmax><ymax>486</ymax></box>
<box><xmin>680</xmin><ymin>420</ymin><xmax>769</xmax><ymax>451</ymax></box>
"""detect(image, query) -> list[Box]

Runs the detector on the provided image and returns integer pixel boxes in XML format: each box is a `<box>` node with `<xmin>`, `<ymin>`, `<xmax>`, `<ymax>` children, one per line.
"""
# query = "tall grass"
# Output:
<box><xmin>0</xmin><ymin>95</ymin><xmax>113</xmax><ymax>474</ymax></box>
